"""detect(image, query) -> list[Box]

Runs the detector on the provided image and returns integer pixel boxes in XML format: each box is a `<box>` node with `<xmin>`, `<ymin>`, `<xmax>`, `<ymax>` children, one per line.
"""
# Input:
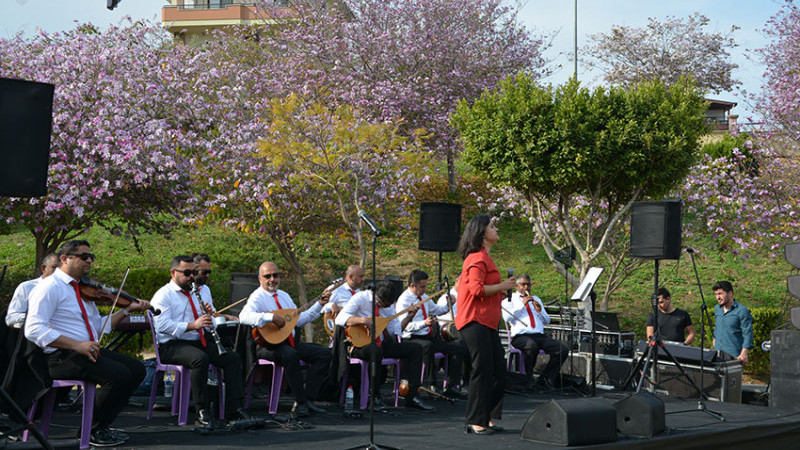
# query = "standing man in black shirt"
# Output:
<box><xmin>646</xmin><ymin>288</ymin><xmax>696</xmax><ymax>345</ymax></box>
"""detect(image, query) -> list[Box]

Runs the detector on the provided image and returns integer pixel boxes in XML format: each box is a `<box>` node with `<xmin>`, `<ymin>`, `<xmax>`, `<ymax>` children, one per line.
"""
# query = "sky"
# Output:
<box><xmin>1</xmin><ymin>0</ymin><xmax>787</xmax><ymax>121</ymax></box>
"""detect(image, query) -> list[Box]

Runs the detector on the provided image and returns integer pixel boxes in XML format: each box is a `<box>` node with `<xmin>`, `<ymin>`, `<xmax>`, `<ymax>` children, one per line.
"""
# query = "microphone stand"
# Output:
<box><xmin>669</xmin><ymin>249</ymin><xmax>724</xmax><ymax>420</ymax></box>
<box><xmin>346</xmin><ymin>230</ymin><xmax>399</xmax><ymax>450</ymax></box>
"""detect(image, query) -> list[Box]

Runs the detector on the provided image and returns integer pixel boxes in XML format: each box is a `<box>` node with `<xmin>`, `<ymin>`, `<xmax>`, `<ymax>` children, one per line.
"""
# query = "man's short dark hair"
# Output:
<box><xmin>408</xmin><ymin>269</ymin><xmax>428</xmax><ymax>286</ymax></box>
<box><xmin>41</xmin><ymin>252</ymin><xmax>60</xmax><ymax>268</ymax></box>
<box><xmin>171</xmin><ymin>255</ymin><xmax>194</xmax><ymax>270</ymax></box>
<box><xmin>57</xmin><ymin>240</ymin><xmax>90</xmax><ymax>257</ymax></box>
<box><xmin>657</xmin><ymin>287</ymin><xmax>671</xmax><ymax>298</ymax></box>
<box><xmin>712</xmin><ymin>281</ymin><xmax>734</xmax><ymax>293</ymax></box>
<box><xmin>192</xmin><ymin>253</ymin><xmax>211</xmax><ymax>264</ymax></box>
<box><xmin>375</xmin><ymin>280</ymin><xmax>397</xmax><ymax>305</ymax></box>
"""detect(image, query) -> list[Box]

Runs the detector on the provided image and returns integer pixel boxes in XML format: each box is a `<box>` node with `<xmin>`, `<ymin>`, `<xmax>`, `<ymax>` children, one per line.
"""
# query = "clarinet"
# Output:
<box><xmin>192</xmin><ymin>282</ymin><xmax>228</xmax><ymax>355</ymax></box>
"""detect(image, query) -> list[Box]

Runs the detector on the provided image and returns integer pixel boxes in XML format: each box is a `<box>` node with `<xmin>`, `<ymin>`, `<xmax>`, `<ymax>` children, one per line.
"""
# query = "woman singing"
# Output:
<box><xmin>456</xmin><ymin>214</ymin><xmax>516</xmax><ymax>435</ymax></box>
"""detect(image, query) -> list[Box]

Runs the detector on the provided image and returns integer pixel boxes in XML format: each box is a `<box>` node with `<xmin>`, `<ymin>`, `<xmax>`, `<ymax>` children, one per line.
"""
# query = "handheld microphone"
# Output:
<box><xmin>507</xmin><ymin>268</ymin><xmax>514</xmax><ymax>300</ymax></box>
<box><xmin>686</xmin><ymin>247</ymin><xmax>695</xmax><ymax>253</ymax></box>
<box><xmin>357</xmin><ymin>210</ymin><xmax>381</xmax><ymax>236</ymax></box>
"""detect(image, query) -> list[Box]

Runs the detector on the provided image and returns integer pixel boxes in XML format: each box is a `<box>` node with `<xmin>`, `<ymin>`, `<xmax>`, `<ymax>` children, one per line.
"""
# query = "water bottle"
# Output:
<box><xmin>164</xmin><ymin>371</ymin><xmax>174</xmax><ymax>398</ymax></box>
<box><xmin>344</xmin><ymin>386</ymin><xmax>355</xmax><ymax>414</ymax></box>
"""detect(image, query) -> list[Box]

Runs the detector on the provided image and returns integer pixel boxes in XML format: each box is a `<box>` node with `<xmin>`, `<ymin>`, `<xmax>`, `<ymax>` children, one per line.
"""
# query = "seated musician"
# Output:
<box><xmin>436</xmin><ymin>276</ymin><xmax>470</xmax><ymax>386</ymax></box>
<box><xmin>239</xmin><ymin>261</ymin><xmax>332</xmax><ymax>417</ymax></box>
<box><xmin>25</xmin><ymin>240</ymin><xmax>150</xmax><ymax>447</ymax></box>
<box><xmin>150</xmin><ymin>255</ymin><xmax>250</xmax><ymax>427</ymax></box>
<box><xmin>502</xmin><ymin>274</ymin><xmax>567</xmax><ymax>389</ymax></box>
<box><xmin>6</xmin><ymin>252</ymin><xmax>59</xmax><ymax>327</ymax></box>
<box><xmin>396</xmin><ymin>270</ymin><xmax>467</xmax><ymax>399</ymax></box>
<box><xmin>335</xmin><ymin>280</ymin><xmax>436</xmax><ymax>412</ymax></box>
<box><xmin>191</xmin><ymin>253</ymin><xmax>239</xmax><ymax>322</ymax></box>
<box><xmin>322</xmin><ymin>264</ymin><xmax>365</xmax><ymax>318</ymax></box>
<box><xmin>646</xmin><ymin>287</ymin><xmax>696</xmax><ymax>345</ymax></box>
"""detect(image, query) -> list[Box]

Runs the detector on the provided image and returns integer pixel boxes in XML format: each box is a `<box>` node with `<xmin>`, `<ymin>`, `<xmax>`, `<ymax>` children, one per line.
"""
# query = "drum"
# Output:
<box><xmin>441</xmin><ymin>322</ymin><xmax>460</xmax><ymax>341</ymax></box>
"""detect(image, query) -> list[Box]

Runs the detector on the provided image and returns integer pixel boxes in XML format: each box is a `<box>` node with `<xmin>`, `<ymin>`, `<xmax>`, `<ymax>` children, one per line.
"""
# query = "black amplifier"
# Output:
<box><xmin>578</xmin><ymin>330</ymin><xmax>636</xmax><ymax>357</ymax></box>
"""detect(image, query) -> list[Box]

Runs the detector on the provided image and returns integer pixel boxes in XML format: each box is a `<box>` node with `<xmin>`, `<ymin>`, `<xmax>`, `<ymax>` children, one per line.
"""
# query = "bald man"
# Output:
<box><xmin>240</xmin><ymin>261</ymin><xmax>332</xmax><ymax>418</ymax></box>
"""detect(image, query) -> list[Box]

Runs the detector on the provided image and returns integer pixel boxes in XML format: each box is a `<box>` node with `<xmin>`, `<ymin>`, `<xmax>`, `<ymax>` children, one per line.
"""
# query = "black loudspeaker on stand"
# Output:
<box><xmin>418</xmin><ymin>202</ymin><xmax>461</xmax><ymax>283</ymax></box>
<box><xmin>0</xmin><ymin>77</ymin><xmax>55</xmax><ymax>197</ymax></box>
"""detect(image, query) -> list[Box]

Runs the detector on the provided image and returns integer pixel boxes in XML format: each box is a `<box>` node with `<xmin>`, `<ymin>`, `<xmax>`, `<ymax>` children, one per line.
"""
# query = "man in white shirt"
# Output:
<box><xmin>502</xmin><ymin>274</ymin><xmax>567</xmax><ymax>389</ymax></box>
<box><xmin>335</xmin><ymin>280</ymin><xmax>435</xmax><ymax>412</ymax></box>
<box><xmin>239</xmin><ymin>261</ymin><xmax>331</xmax><ymax>418</ymax></box>
<box><xmin>150</xmin><ymin>255</ymin><xmax>249</xmax><ymax>428</ymax></box>
<box><xmin>323</xmin><ymin>265</ymin><xmax>365</xmax><ymax>318</ymax></box>
<box><xmin>396</xmin><ymin>270</ymin><xmax>466</xmax><ymax>398</ymax></box>
<box><xmin>25</xmin><ymin>240</ymin><xmax>151</xmax><ymax>447</ymax></box>
<box><xmin>6</xmin><ymin>252</ymin><xmax>59</xmax><ymax>327</ymax></box>
<box><xmin>191</xmin><ymin>253</ymin><xmax>238</xmax><ymax>322</ymax></box>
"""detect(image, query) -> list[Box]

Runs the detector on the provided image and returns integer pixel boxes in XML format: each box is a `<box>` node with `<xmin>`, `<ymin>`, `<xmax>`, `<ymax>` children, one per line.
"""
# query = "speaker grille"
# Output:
<box><xmin>630</xmin><ymin>200</ymin><xmax>682</xmax><ymax>260</ymax></box>
<box><xmin>418</xmin><ymin>202</ymin><xmax>462</xmax><ymax>252</ymax></box>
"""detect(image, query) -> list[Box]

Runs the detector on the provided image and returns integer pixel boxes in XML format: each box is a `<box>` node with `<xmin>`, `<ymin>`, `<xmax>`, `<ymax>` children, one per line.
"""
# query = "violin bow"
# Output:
<box><xmin>97</xmin><ymin>265</ymin><xmax>132</xmax><ymax>344</ymax></box>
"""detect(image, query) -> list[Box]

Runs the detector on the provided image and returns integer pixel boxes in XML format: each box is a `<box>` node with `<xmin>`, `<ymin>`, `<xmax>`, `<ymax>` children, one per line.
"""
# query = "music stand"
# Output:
<box><xmin>571</xmin><ymin>267</ymin><xmax>603</xmax><ymax>396</ymax></box>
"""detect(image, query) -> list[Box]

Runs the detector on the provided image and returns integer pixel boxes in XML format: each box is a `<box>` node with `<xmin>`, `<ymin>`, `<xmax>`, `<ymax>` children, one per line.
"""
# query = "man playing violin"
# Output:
<box><xmin>6</xmin><ymin>252</ymin><xmax>59</xmax><ymax>327</ymax></box>
<box><xmin>335</xmin><ymin>280</ymin><xmax>436</xmax><ymax>412</ymax></box>
<box><xmin>239</xmin><ymin>261</ymin><xmax>332</xmax><ymax>418</ymax></box>
<box><xmin>396</xmin><ymin>270</ymin><xmax>467</xmax><ymax>399</ymax></box>
<box><xmin>25</xmin><ymin>240</ymin><xmax>151</xmax><ymax>447</ymax></box>
<box><xmin>502</xmin><ymin>274</ymin><xmax>567</xmax><ymax>390</ymax></box>
<box><xmin>150</xmin><ymin>255</ymin><xmax>250</xmax><ymax>428</ymax></box>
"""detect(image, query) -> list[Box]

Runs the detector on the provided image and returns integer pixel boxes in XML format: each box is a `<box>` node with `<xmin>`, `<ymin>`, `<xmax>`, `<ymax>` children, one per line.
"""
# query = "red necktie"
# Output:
<box><xmin>418</xmin><ymin>295</ymin><xmax>432</xmax><ymax>335</ymax></box>
<box><xmin>273</xmin><ymin>293</ymin><xmax>295</xmax><ymax>347</ymax></box>
<box><xmin>374</xmin><ymin>304</ymin><xmax>382</xmax><ymax>347</ymax></box>
<box><xmin>181</xmin><ymin>290</ymin><xmax>207</xmax><ymax>347</ymax></box>
<box><xmin>350</xmin><ymin>289</ymin><xmax>356</xmax><ymax>296</ymax></box>
<box><xmin>69</xmin><ymin>281</ymin><xmax>95</xmax><ymax>341</ymax></box>
<box><xmin>525</xmin><ymin>301</ymin><xmax>537</xmax><ymax>329</ymax></box>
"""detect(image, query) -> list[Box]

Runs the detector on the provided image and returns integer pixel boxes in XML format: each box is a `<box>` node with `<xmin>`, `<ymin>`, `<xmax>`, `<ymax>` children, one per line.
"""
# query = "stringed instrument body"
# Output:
<box><xmin>345</xmin><ymin>287</ymin><xmax>447</xmax><ymax>348</ymax></box>
<box><xmin>253</xmin><ymin>278</ymin><xmax>344</xmax><ymax>346</ymax></box>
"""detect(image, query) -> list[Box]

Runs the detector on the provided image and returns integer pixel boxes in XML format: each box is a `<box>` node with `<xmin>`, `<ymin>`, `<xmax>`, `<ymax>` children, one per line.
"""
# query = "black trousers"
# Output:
<box><xmin>256</xmin><ymin>341</ymin><xmax>331</xmax><ymax>403</ymax></box>
<box><xmin>461</xmin><ymin>322</ymin><xmax>504</xmax><ymax>427</ymax></box>
<box><xmin>408</xmin><ymin>335</ymin><xmax>466</xmax><ymax>387</ymax></box>
<box><xmin>350</xmin><ymin>337</ymin><xmax>423</xmax><ymax>399</ymax></box>
<box><xmin>511</xmin><ymin>333</ymin><xmax>568</xmax><ymax>384</ymax></box>
<box><xmin>46</xmin><ymin>348</ymin><xmax>145</xmax><ymax>430</ymax></box>
<box><xmin>159</xmin><ymin>338</ymin><xmax>244</xmax><ymax>413</ymax></box>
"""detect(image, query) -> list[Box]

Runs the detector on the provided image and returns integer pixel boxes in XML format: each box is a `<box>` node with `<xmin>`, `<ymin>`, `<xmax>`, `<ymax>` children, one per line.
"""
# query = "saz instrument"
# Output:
<box><xmin>346</xmin><ymin>288</ymin><xmax>447</xmax><ymax>348</ymax></box>
<box><xmin>439</xmin><ymin>275</ymin><xmax>459</xmax><ymax>342</ymax></box>
<box><xmin>253</xmin><ymin>278</ymin><xmax>345</xmax><ymax>346</ymax></box>
<box><xmin>324</xmin><ymin>311</ymin><xmax>337</xmax><ymax>337</ymax></box>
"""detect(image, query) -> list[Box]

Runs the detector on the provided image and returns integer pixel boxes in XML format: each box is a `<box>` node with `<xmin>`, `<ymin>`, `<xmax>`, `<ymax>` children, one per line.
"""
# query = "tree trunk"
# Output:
<box><xmin>447</xmin><ymin>149</ymin><xmax>456</xmax><ymax>194</ymax></box>
<box><xmin>268</xmin><ymin>233</ymin><xmax>313</xmax><ymax>342</ymax></box>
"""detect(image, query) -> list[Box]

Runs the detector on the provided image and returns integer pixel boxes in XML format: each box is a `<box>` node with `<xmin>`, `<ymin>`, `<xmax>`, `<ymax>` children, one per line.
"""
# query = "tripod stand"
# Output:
<box><xmin>623</xmin><ymin>260</ymin><xmax>723</xmax><ymax>420</ymax></box>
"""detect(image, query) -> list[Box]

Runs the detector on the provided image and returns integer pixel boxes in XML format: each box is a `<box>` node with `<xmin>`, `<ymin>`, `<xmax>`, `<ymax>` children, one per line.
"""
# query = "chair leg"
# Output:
<box><xmin>215</xmin><ymin>368</ymin><xmax>225</xmax><ymax>420</ymax></box>
<box><xmin>147</xmin><ymin>370</ymin><xmax>162</xmax><ymax>420</ymax></box>
<box><xmin>358</xmin><ymin>362</ymin><xmax>369</xmax><ymax>410</ymax></box>
<box><xmin>79</xmin><ymin>385</ymin><xmax>95</xmax><ymax>449</ymax></box>
<box><xmin>177</xmin><ymin>369</ymin><xmax>191</xmax><ymax>426</ymax></box>
<box><xmin>392</xmin><ymin>363</ymin><xmax>400</xmax><ymax>407</ymax></box>
<box><xmin>269</xmin><ymin>365</ymin><xmax>284</xmax><ymax>415</ymax></box>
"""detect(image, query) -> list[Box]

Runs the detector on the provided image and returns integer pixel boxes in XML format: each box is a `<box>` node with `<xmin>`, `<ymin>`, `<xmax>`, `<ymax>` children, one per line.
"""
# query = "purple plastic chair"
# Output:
<box><xmin>505</xmin><ymin>325</ymin><xmax>526</xmax><ymax>375</ymax></box>
<box><xmin>421</xmin><ymin>352</ymin><xmax>449</xmax><ymax>390</ymax></box>
<box><xmin>244</xmin><ymin>359</ymin><xmax>284</xmax><ymax>415</ymax></box>
<box><xmin>23</xmin><ymin>379</ymin><xmax>96</xmax><ymax>449</ymax></box>
<box><xmin>146</xmin><ymin>311</ymin><xmax>224</xmax><ymax>425</ymax></box>
<box><xmin>340</xmin><ymin>357</ymin><xmax>401</xmax><ymax>409</ymax></box>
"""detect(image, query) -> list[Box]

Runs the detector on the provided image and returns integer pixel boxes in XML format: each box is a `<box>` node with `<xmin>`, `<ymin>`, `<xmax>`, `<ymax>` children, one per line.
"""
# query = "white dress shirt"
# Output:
<box><xmin>6</xmin><ymin>277</ymin><xmax>43</xmax><ymax>326</ymax></box>
<box><xmin>239</xmin><ymin>287</ymin><xmax>323</xmax><ymax>339</ymax></box>
<box><xmin>396</xmin><ymin>287</ymin><xmax>449</xmax><ymax>338</ymax></box>
<box><xmin>334</xmin><ymin>290</ymin><xmax>401</xmax><ymax>337</ymax></box>
<box><xmin>503</xmin><ymin>292</ymin><xmax>550</xmax><ymax>337</ymax></box>
<box><xmin>322</xmin><ymin>283</ymin><xmax>359</xmax><ymax>313</ymax></box>
<box><xmin>25</xmin><ymin>268</ymin><xmax>109</xmax><ymax>354</ymax></box>
<box><xmin>150</xmin><ymin>280</ymin><xmax>210</xmax><ymax>344</ymax></box>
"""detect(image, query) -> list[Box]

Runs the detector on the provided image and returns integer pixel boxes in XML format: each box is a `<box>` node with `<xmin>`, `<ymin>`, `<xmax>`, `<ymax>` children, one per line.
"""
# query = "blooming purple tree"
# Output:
<box><xmin>255</xmin><ymin>0</ymin><xmax>550</xmax><ymax>192</ymax></box>
<box><xmin>586</xmin><ymin>12</ymin><xmax>740</xmax><ymax>94</ymax></box>
<box><xmin>0</xmin><ymin>22</ymin><xmax>199</xmax><ymax>272</ymax></box>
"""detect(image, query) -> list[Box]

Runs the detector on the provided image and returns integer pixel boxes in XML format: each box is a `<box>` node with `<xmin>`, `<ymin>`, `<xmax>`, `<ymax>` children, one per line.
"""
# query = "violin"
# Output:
<box><xmin>398</xmin><ymin>379</ymin><xmax>455</xmax><ymax>405</ymax></box>
<box><xmin>78</xmin><ymin>277</ymin><xmax>160</xmax><ymax>315</ymax></box>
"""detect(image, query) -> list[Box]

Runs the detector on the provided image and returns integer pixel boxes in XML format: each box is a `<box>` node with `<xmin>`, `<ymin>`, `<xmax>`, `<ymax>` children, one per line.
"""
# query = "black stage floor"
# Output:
<box><xmin>7</xmin><ymin>385</ymin><xmax>800</xmax><ymax>450</ymax></box>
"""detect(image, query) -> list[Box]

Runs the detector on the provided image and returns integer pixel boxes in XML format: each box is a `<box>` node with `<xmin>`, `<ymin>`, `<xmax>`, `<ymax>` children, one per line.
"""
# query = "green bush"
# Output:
<box><xmin>703</xmin><ymin>306</ymin><xmax>780</xmax><ymax>376</ymax></box>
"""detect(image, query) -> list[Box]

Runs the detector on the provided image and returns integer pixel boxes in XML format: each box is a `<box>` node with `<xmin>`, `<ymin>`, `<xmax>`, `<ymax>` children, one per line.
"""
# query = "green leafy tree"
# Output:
<box><xmin>452</xmin><ymin>75</ymin><xmax>708</xmax><ymax>309</ymax></box>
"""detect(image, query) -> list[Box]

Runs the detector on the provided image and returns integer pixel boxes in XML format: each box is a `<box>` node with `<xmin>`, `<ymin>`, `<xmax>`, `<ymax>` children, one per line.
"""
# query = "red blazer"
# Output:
<box><xmin>456</xmin><ymin>248</ymin><xmax>502</xmax><ymax>330</ymax></box>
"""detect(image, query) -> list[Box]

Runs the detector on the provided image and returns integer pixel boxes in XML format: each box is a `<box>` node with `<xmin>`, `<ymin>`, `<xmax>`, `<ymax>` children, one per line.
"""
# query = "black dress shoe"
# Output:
<box><xmin>228</xmin><ymin>407</ymin><xmax>254</xmax><ymax>421</ymax></box>
<box><xmin>442</xmin><ymin>387</ymin><xmax>469</xmax><ymax>400</ymax></box>
<box><xmin>371</xmin><ymin>396</ymin><xmax>388</xmax><ymax>410</ymax></box>
<box><xmin>195</xmin><ymin>409</ymin><xmax>214</xmax><ymax>427</ymax></box>
<box><xmin>306</xmin><ymin>401</ymin><xmax>327</xmax><ymax>414</ymax></box>
<box><xmin>90</xmin><ymin>427</ymin><xmax>126</xmax><ymax>447</ymax></box>
<box><xmin>465</xmin><ymin>424</ymin><xmax>494</xmax><ymax>435</ymax></box>
<box><xmin>406</xmin><ymin>396</ymin><xmax>436</xmax><ymax>412</ymax></box>
<box><xmin>487</xmin><ymin>424</ymin><xmax>504</xmax><ymax>432</ymax></box>
<box><xmin>291</xmin><ymin>401</ymin><xmax>310</xmax><ymax>418</ymax></box>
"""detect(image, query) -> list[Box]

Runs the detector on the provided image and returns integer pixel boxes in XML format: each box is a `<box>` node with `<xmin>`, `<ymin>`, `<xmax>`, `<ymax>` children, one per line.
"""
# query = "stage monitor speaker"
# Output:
<box><xmin>229</xmin><ymin>272</ymin><xmax>259</xmax><ymax>316</ymax></box>
<box><xmin>770</xmin><ymin>330</ymin><xmax>800</xmax><ymax>411</ymax></box>
<box><xmin>629</xmin><ymin>200</ymin><xmax>682</xmax><ymax>260</ymax></box>
<box><xmin>614</xmin><ymin>392</ymin><xmax>665</xmax><ymax>437</ymax></box>
<box><xmin>0</xmin><ymin>77</ymin><xmax>55</xmax><ymax>197</ymax></box>
<box><xmin>418</xmin><ymin>202</ymin><xmax>462</xmax><ymax>252</ymax></box>
<box><xmin>520</xmin><ymin>398</ymin><xmax>617</xmax><ymax>446</ymax></box>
